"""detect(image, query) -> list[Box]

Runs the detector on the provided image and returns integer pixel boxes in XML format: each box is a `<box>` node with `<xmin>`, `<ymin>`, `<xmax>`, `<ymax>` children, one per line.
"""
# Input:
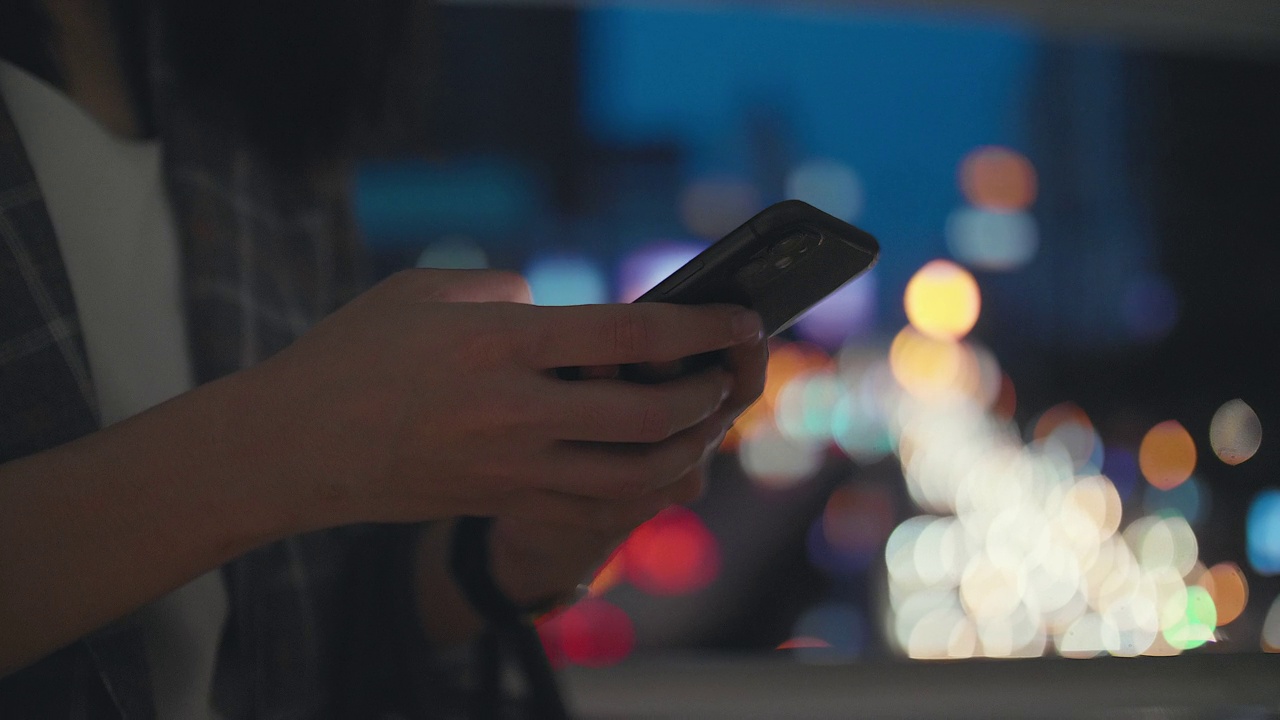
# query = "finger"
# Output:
<box><xmin>539</xmin><ymin>369</ymin><xmax>731</xmax><ymax>443</ymax></box>
<box><xmin>539</xmin><ymin>421</ymin><xmax>723</xmax><ymax>500</ymax></box>
<box><xmin>516</xmin><ymin>303</ymin><xmax>763</xmax><ymax>368</ymax></box>
<box><xmin>715</xmin><ymin>337</ymin><xmax>770</xmax><ymax>422</ymax></box>
<box><xmin>406</xmin><ymin>268</ymin><xmax>533</xmax><ymax>304</ymax></box>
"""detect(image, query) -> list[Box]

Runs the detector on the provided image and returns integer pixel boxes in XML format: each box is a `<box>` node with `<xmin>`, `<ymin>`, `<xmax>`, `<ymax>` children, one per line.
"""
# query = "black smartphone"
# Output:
<box><xmin>635</xmin><ymin>199</ymin><xmax>879</xmax><ymax>333</ymax></box>
<box><xmin>620</xmin><ymin>200</ymin><xmax>880</xmax><ymax>381</ymax></box>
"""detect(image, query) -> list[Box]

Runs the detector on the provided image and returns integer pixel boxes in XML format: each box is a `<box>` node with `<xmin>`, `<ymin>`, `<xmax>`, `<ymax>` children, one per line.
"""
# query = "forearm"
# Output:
<box><xmin>0</xmin><ymin>369</ymin><xmax>325</xmax><ymax>676</ymax></box>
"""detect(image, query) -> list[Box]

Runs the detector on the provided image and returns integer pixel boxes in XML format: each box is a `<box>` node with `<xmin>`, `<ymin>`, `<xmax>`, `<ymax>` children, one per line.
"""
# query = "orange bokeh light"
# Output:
<box><xmin>1139</xmin><ymin>420</ymin><xmax>1197</xmax><ymax>490</ymax></box>
<box><xmin>1202</xmin><ymin>562</ymin><xmax>1248</xmax><ymax>625</ymax></box>
<box><xmin>904</xmin><ymin>260</ymin><xmax>981</xmax><ymax>341</ymax></box>
<box><xmin>959</xmin><ymin>146</ymin><xmax>1038</xmax><ymax>211</ymax></box>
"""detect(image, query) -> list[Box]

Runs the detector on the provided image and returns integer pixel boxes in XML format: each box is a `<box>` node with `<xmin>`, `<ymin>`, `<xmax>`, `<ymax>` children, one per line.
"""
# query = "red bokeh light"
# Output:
<box><xmin>538</xmin><ymin>598</ymin><xmax>635</xmax><ymax>668</ymax></box>
<box><xmin>621</xmin><ymin>506</ymin><xmax>721</xmax><ymax>596</ymax></box>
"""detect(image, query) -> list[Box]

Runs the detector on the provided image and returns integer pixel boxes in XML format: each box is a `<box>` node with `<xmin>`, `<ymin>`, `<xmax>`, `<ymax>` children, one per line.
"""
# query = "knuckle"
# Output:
<box><xmin>610</xmin><ymin>311</ymin><xmax>655</xmax><ymax>359</ymax></box>
<box><xmin>634</xmin><ymin>402</ymin><xmax>674</xmax><ymax>442</ymax></box>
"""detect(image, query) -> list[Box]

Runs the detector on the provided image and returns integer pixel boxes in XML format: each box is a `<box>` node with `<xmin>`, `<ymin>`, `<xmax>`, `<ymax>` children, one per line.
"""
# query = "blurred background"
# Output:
<box><xmin>354</xmin><ymin>0</ymin><xmax>1280</xmax><ymax>715</ymax></box>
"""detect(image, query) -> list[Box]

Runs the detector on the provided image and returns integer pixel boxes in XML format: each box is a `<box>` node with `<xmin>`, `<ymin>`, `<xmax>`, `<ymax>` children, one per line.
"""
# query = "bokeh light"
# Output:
<box><xmin>415</xmin><ymin>235</ymin><xmax>489</xmax><ymax>269</ymax></box>
<box><xmin>945</xmin><ymin>207</ymin><xmax>1039</xmax><ymax>271</ymax></box>
<box><xmin>792</xmin><ymin>271</ymin><xmax>878</xmax><ymax>349</ymax></box>
<box><xmin>538</xmin><ymin>598</ymin><xmax>635</xmax><ymax>668</ymax></box>
<box><xmin>621</xmin><ymin>506</ymin><xmax>721</xmax><ymax>595</ymax></box>
<box><xmin>1246</xmin><ymin>489</ymin><xmax>1280</xmax><ymax>575</ymax></box>
<box><xmin>904</xmin><ymin>260</ymin><xmax>981</xmax><ymax>341</ymax></box>
<box><xmin>525</xmin><ymin>253</ymin><xmax>609</xmax><ymax>306</ymax></box>
<box><xmin>1032</xmin><ymin>402</ymin><xmax>1102</xmax><ymax>473</ymax></box>
<box><xmin>958</xmin><ymin>146</ymin><xmax>1038</xmax><ymax>211</ymax></box>
<box><xmin>1139</xmin><ymin>420</ymin><xmax>1197</xmax><ymax>490</ymax></box>
<box><xmin>1200</xmin><ymin>562</ymin><xmax>1248</xmax><ymax>625</ymax></box>
<box><xmin>1263</xmin><ymin>595</ymin><xmax>1280</xmax><ymax>652</ymax></box>
<box><xmin>888</xmin><ymin>327</ymin><xmax>983</xmax><ymax>402</ymax></box>
<box><xmin>789</xmin><ymin>602</ymin><xmax>868</xmax><ymax>660</ymax></box>
<box><xmin>1102</xmin><ymin>448</ymin><xmax>1140</xmax><ymax>502</ymax></box>
<box><xmin>776</xmin><ymin>636</ymin><xmax>832</xmax><ymax>650</ymax></box>
<box><xmin>1142</xmin><ymin>476</ymin><xmax>1208</xmax><ymax>526</ymax></box>
<box><xmin>1210</xmin><ymin>399</ymin><xmax>1262</xmax><ymax>465</ymax></box>
<box><xmin>784</xmin><ymin>159</ymin><xmax>865</xmax><ymax>222</ymax></box>
<box><xmin>1163</xmin><ymin>585</ymin><xmax>1216</xmax><ymax>651</ymax></box>
<box><xmin>808</xmin><ymin>482</ymin><xmax>897</xmax><ymax>574</ymax></box>
<box><xmin>679</xmin><ymin>177</ymin><xmax>760</xmax><ymax>239</ymax></box>
<box><xmin>739</xmin><ymin>425</ymin><xmax>825</xmax><ymax>490</ymax></box>
<box><xmin>616</xmin><ymin>240</ymin><xmax>706</xmax><ymax>302</ymax></box>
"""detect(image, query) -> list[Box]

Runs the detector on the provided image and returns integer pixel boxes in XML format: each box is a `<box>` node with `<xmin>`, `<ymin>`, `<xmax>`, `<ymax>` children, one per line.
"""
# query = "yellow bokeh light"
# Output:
<box><xmin>888</xmin><ymin>327</ymin><xmax>981</xmax><ymax>400</ymax></box>
<box><xmin>959</xmin><ymin>146</ymin><xmax>1038</xmax><ymax>211</ymax></box>
<box><xmin>1210</xmin><ymin>399</ymin><xmax>1262</xmax><ymax>465</ymax></box>
<box><xmin>1139</xmin><ymin>420</ymin><xmax>1197</xmax><ymax>490</ymax></box>
<box><xmin>904</xmin><ymin>260</ymin><xmax>981</xmax><ymax>341</ymax></box>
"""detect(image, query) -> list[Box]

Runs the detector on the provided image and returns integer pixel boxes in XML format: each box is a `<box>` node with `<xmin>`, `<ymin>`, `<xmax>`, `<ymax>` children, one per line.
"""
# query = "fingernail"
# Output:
<box><xmin>732</xmin><ymin>309</ymin><xmax>763</xmax><ymax>342</ymax></box>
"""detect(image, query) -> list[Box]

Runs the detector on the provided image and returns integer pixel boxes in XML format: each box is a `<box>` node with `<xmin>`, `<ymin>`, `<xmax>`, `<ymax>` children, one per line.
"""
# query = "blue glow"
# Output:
<box><xmin>356</xmin><ymin>159</ymin><xmax>541</xmax><ymax>246</ymax></box>
<box><xmin>1247</xmin><ymin>489</ymin><xmax>1280</xmax><ymax>576</ymax></box>
<box><xmin>1143</xmin><ymin>475</ymin><xmax>1208</xmax><ymax>526</ymax></box>
<box><xmin>790</xmin><ymin>602</ymin><xmax>868</xmax><ymax>660</ymax></box>
<box><xmin>1103</xmin><ymin>447</ymin><xmax>1140</xmax><ymax>502</ymax></box>
<box><xmin>946</xmin><ymin>208</ymin><xmax>1039</xmax><ymax>271</ymax></box>
<box><xmin>526</xmin><ymin>254</ymin><xmax>609</xmax><ymax>306</ymax></box>
<box><xmin>581</xmin><ymin>5</ymin><xmax>1035</xmax><ymax>318</ymax></box>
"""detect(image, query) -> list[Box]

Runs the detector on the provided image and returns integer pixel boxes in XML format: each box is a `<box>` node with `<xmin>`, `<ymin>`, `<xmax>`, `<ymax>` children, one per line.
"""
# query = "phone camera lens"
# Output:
<box><xmin>774</xmin><ymin>256</ymin><xmax>795</xmax><ymax>269</ymax></box>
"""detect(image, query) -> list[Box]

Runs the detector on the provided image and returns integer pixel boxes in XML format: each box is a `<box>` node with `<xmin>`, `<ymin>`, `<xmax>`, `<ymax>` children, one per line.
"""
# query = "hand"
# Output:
<box><xmin>238</xmin><ymin>268</ymin><xmax>765</xmax><ymax>529</ymax></box>
<box><xmin>487</xmin><ymin>333</ymin><xmax>769</xmax><ymax>607</ymax></box>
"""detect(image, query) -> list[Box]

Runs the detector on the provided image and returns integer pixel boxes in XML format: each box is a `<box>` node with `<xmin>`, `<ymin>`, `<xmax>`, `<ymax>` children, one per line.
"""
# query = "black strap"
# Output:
<box><xmin>449</xmin><ymin>516</ymin><xmax>570</xmax><ymax>719</ymax></box>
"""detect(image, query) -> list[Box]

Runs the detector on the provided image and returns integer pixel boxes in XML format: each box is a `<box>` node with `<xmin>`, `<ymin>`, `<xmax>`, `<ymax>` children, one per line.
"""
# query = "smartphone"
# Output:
<box><xmin>635</xmin><ymin>200</ymin><xmax>879</xmax><ymax>333</ymax></box>
<box><xmin>620</xmin><ymin>200</ymin><xmax>880</xmax><ymax>381</ymax></box>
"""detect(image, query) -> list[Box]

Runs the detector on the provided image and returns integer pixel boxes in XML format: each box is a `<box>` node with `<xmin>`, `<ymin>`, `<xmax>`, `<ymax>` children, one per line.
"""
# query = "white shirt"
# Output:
<box><xmin>0</xmin><ymin>60</ymin><xmax>228</xmax><ymax>720</ymax></box>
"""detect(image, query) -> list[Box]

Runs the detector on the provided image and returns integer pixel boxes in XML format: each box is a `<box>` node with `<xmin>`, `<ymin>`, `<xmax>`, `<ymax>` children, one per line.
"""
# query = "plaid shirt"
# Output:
<box><xmin>0</xmin><ymin>69</ymin><xmax>478</xmax><ymax>719</ymax></box>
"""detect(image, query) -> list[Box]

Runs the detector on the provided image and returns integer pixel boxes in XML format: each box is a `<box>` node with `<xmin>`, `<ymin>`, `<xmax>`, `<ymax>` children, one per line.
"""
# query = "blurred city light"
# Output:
<box><xmin>526</xmin><ymin>253</ymin><xmax>610</xmax><ymax>306</ymax></box>
<box><xmin>1246</xmin><ymin>489</ymin><xmax>1280</xmax><ymax>575</ymax></box>
<box><xmin>616</xmin><ymin>240</ymin><xmax>706</xmax><ymax>302</ymax></box>
<box><xmin>1142</xmin><ymin>476</ymin><xmax>1208</xmax><ymax>526</ymax></box>
<box><xmin>789</xmin><ymin>602</ymin><xmax>869</xmax><ymax>660</ymax></box>
<box><xmin>538</xmin><ymin>598</ymin><xmax>635</xmax><ymax>668</ymax></box>
<box><xmin>1210</xmin><ymin>399</ymin><xmax>1263</xmax><ymax>465</ymax></box>
<box><xmin>1263</xmin><ymin>595</ymin><xmax>1280</xmax><ymax>652</ymax></box>
<box><xmin>958</xmin><ymin>146</ymin><xmax>1038</xmax><ymax>212</ymax></box>
<box><xmin>904</xmin><ymin>260</ymin><xmax>981</xmax><ymax>341</ymax></box>
<box><xmin>945</xmin><ymin>207</ymin><xmax>1039</xmax><ymax>272</ymax></box>
<box><xmin>784</xmin><ymin>159</ymin><xmax>865</xmax><ymax>223</ymax></box>
<box><xmin>415</xmin><ymin>235</ymin><xmax>489</xmax><ymax>269</ymax></box>
<box><xmin>792</xmin><ymin>271</ymin><xmax>878</xmax><ymax>349</ymax></box>
<box><xmin>1139</xmin><ymin>421</ymin><xmax>1197</xmax><ymax>490</ymax></box>
<box><xmin>621</xmin><ymin>506</ymin><xmax>721</xmax><ymax>595</ymax></box>
<box><xmin>1201</xmin><ymin>562</ymin><xmax>1248</xmax><ymax>625</ymax></box>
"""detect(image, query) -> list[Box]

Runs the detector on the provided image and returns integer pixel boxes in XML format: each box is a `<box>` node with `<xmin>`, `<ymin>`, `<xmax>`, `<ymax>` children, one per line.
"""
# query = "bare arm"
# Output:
<box><xmin>0</xmin><ymin>369</ymin><xmax>333</xmax><ymax>676</ymax></box>
<box><xmin>0</xmin><ymin>268</ymin><xmax>763</xmax><ymax>677</ymax></box>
